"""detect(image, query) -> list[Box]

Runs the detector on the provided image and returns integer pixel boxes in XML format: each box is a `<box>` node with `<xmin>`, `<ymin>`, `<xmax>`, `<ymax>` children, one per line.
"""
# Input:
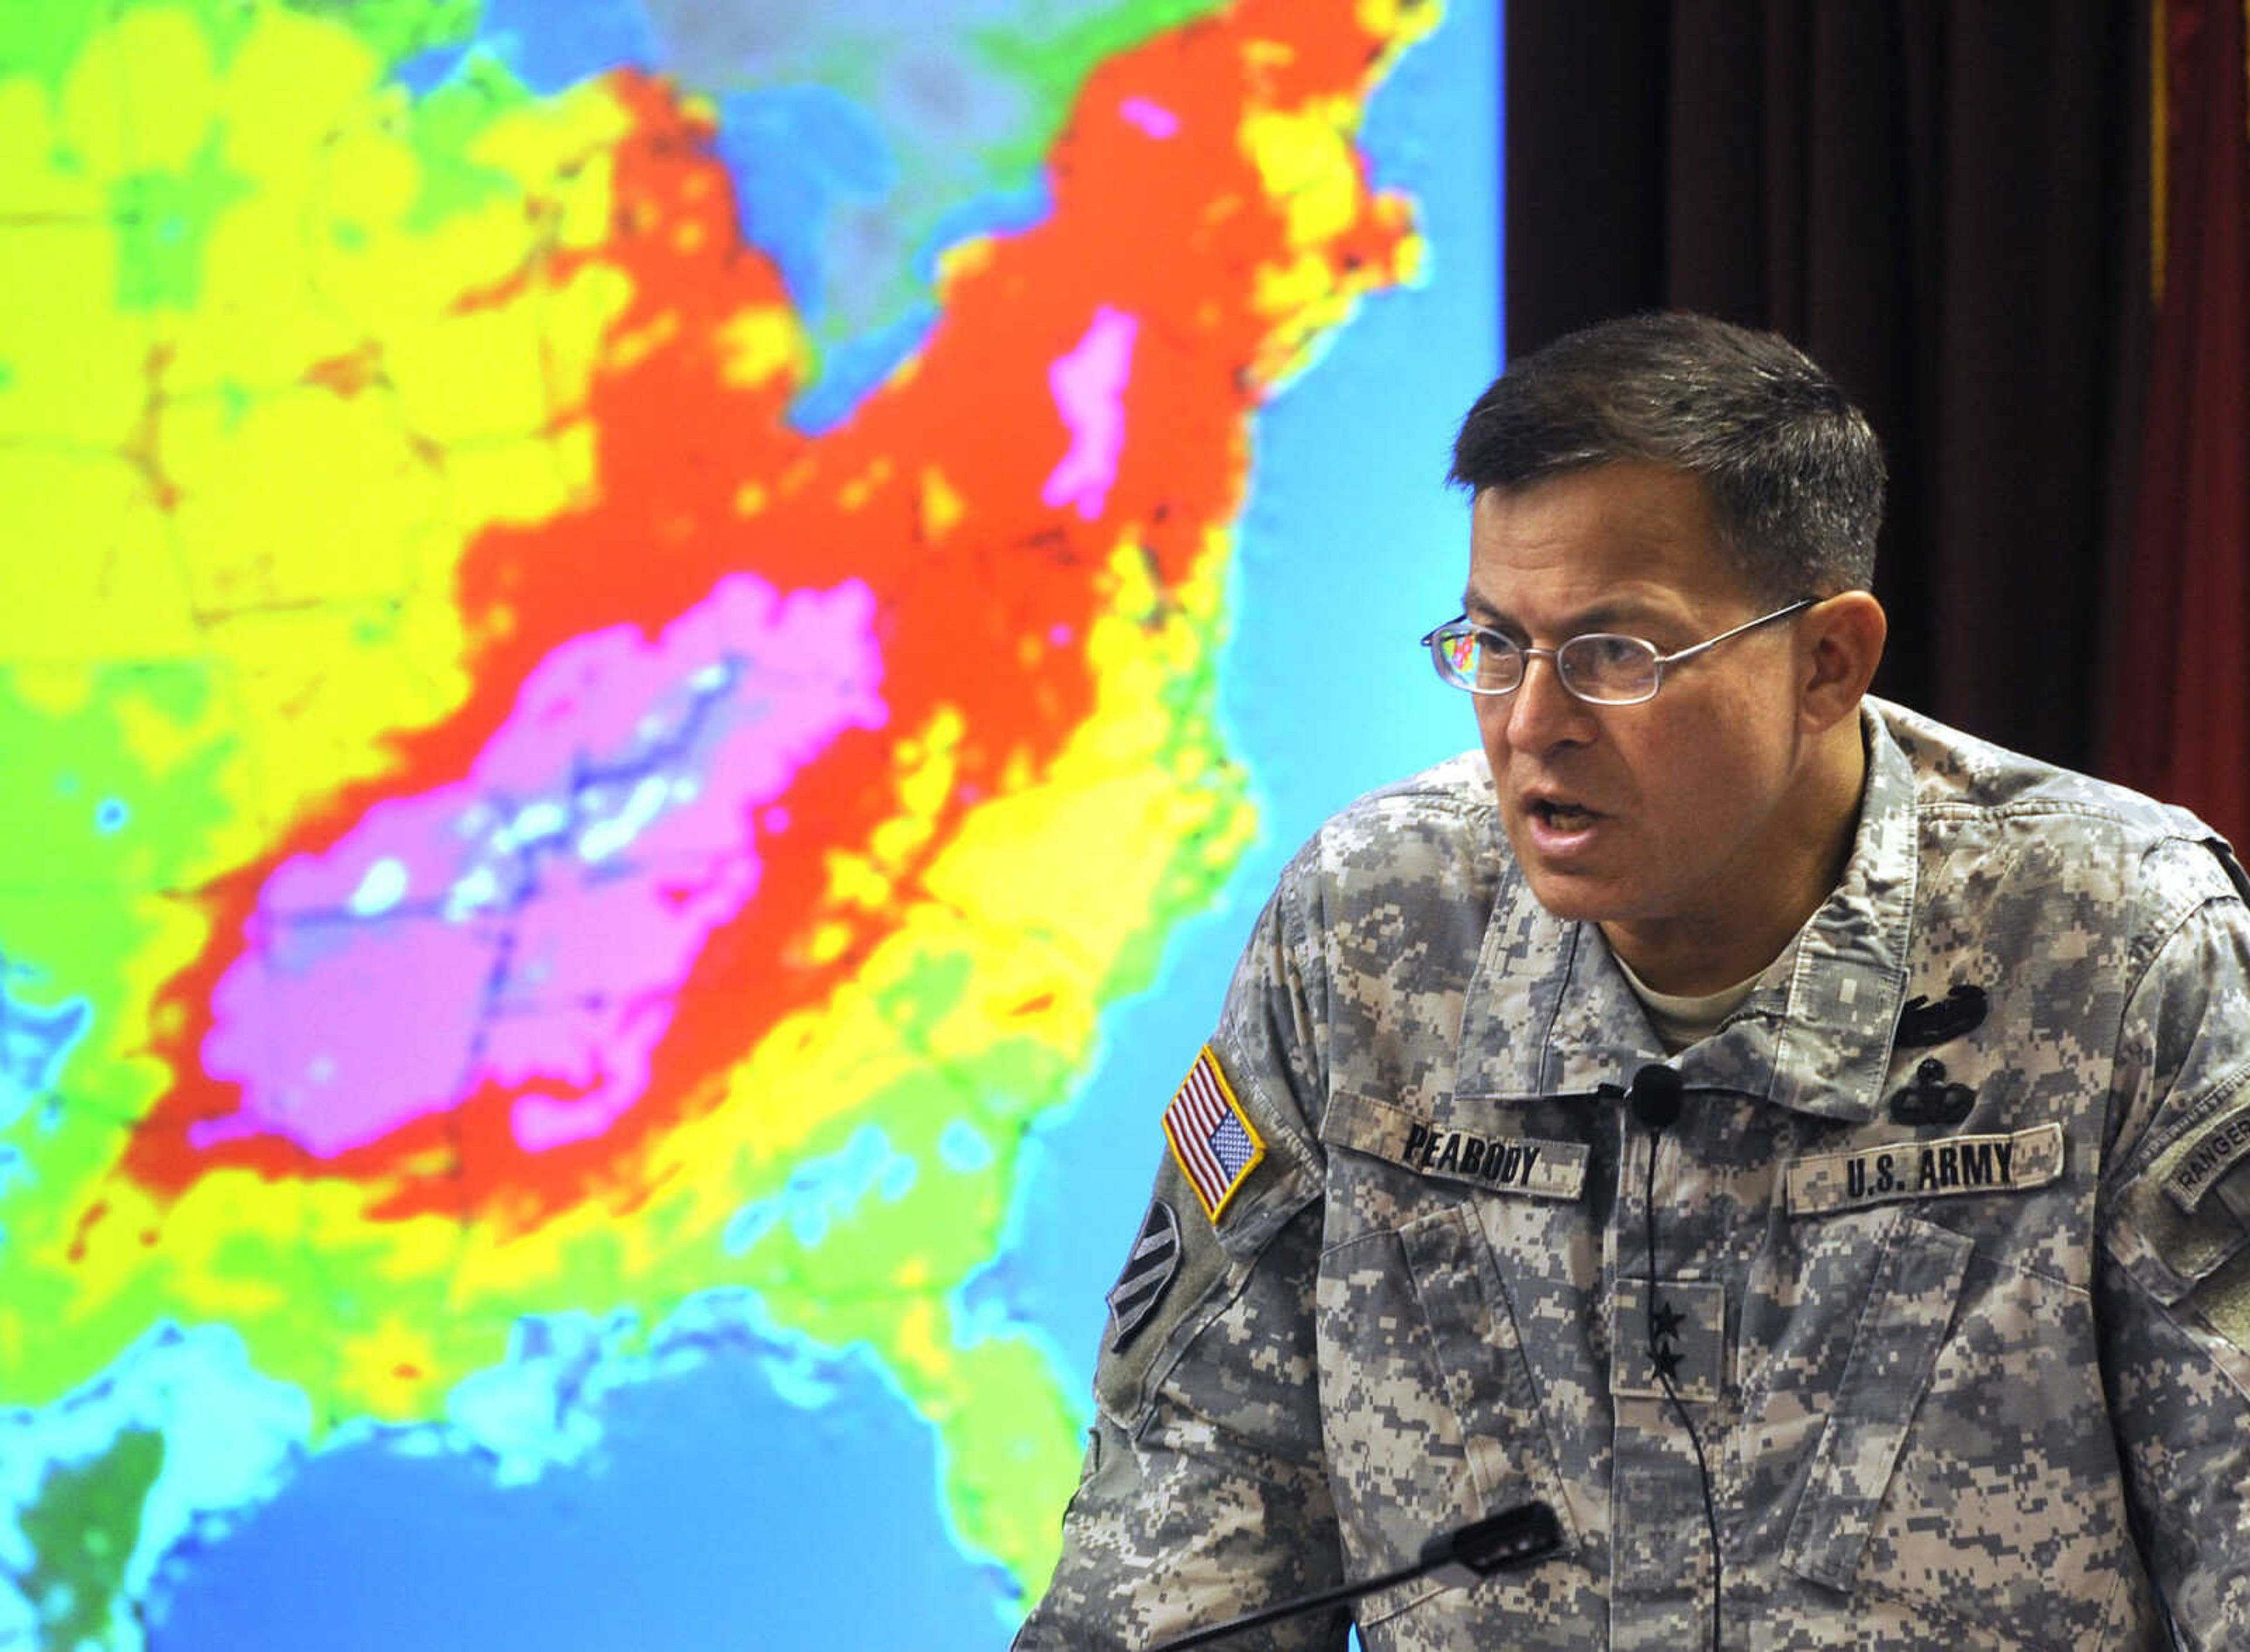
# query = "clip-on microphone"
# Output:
<box><xmin>1627</xmin><ymin>1062</ymin><xmax>1683</xmax><ymax>1131</ymax></box>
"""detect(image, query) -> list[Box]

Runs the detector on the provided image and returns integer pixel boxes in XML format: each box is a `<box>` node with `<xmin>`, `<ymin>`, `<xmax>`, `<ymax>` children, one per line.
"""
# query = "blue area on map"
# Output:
<box><xmin>86</xmin><ymin>14</ymin><xmax>1499</xmax><ymax>1652</ymax></box>
<box><xmin>740</xmin><ymin>171</ymin><xmax>1054</xmax><ymax>434</ymax></box>
<box><xmin>720</xmin><ymin>1197</ymin><xmax>778</xmax><ymax>1258</ymax></box>
<box><xmin>998</xmin><ymin>0</ymin><xmax>1503</xmax><ymax>1404</ymax></box>
<box><xmin>396</xmin><ymin>2</ymin><xmax>1058</xmax><ymax>439</ymax></box>
<box><xmin>916</xmin><ymin>178</ymin><xmax>1055</xmax><ymax>283</ymax></box>
<box><xmin>0</xmin><ymin>977</ymin><xmax>91</xmax><ymax>1128</ymax></box>
<box><xmin>393</xmin><ymin>43</ymin><xmax>467</xmax><ymax>96</ymax></box>
<box><xmin>710</xmin><ymin>93</ymin><xmax>1054</xmax><ymax>433</ymax></box>
<box><xmin>471</xmin><ymin>0</ymin><xmax>659</xmax><ymax>95</ymax></box>
<box><xmin>785</xmin><ymin>180</ymin><xmax>1054</xmax><ymax>432</ymax></box>
<box><xmin>146</xmin><ymin>1344</ymin><xmax>1010</xmax><ymax>1651</ymax></box>
<box><xmin>96</xmin><ymin>798</ymin><xmax>129</xmax><ymax>834</ymax></box>
<box><xmin>938</xmin><ymin>1121</ymin><xmax>993</xmax><ymax>1174</ymax></box>
<box><xmin>714</xmin><ymin>1124</ymin><xmax>921</xmax><ymax>1254</ymax></box>
<box><xmin>394</xmin><ymin>0</ymin><xmax>663</xmax><ymax>98</ymax></box>
<box><xmin>715</xmin><ymin>85</ymin><xmax>897</xmax><ymax>325</ymax></box>
<box><xmin>444</xmin><ymin>1312</ymin><xmax>623</xmax><ymax>1477</ymax></box>
<box><xmin>787</xmin><ymin>302</ymin><xmax>939</xmax><ymax>434</ymax></box>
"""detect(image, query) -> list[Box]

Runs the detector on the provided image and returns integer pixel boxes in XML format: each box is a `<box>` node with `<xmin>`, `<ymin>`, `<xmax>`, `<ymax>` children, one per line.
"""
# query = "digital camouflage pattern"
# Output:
<box><xmin>1016</xmin><ymin>698</ymin><xmax>2250</xmax><ymax>1650</ymax></box>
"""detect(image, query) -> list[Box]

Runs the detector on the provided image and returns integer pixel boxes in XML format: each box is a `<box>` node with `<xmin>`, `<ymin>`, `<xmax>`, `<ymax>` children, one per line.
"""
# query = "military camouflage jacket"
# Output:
<box><xmin>1017</xmin><ymin>699</ymin><xmax>2250</xmax><ymax>1651</ymax></box>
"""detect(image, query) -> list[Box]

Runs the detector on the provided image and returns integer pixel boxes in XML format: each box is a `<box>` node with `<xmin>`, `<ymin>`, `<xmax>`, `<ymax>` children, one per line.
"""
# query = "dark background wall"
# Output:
<box><xmin>1504</xmin><ymin>2</ymin><xmax>2153</xmax><ymax>775</ymax></box>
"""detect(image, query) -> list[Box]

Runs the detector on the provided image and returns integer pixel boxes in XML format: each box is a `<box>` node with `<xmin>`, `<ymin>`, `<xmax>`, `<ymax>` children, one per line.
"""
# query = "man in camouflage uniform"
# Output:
<box><xmin>1015</xmin><ymin>314</ymin><xmax>2250</xmax><ymax>1650</ymax></box>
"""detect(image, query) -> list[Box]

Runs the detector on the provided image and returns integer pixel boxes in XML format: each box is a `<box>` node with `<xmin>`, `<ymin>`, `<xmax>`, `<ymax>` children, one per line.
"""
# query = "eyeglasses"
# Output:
<box><xmin>1420</xmin><ymin>598</ymin><xmax>1817</xmax><ymax>705</ymax></box>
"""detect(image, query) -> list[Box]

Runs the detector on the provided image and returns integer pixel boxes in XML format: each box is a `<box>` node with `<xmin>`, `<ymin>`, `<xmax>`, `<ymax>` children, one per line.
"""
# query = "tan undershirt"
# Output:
<box><xmin>1612</xmin><ymin>951</ymin><xmax>1765</xmax><ymax>1053</ymax></box>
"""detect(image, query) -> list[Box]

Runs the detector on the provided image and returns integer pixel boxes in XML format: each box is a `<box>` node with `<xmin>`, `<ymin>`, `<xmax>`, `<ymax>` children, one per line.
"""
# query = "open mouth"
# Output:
<box><xmin>1528</xmin><ymin>798</ymin><xmax>1603</xmax><ymax>831</ymax></box>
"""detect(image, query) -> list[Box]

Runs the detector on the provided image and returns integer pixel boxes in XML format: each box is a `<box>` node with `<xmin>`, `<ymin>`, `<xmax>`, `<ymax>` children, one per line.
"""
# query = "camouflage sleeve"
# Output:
<box><xmin>1014</xmin><ymin>876</ymin><xmax>1347</xmax><ymax>1651</ymax></box>
<box><xmin>2098</xmin><ymin>862</ymin><xmax>2250</xmax><ymax>1649</ymax></box>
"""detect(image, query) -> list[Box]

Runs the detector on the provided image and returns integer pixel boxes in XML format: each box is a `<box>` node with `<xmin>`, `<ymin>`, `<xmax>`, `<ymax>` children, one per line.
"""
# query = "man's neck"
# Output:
<box><xmin>1601</xmin><ymin>719</ymin><xmax>1870</xmax><ymax>996</ymax></box>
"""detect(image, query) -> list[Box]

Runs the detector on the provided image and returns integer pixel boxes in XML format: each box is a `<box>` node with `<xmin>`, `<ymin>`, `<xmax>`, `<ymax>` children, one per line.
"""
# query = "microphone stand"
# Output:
<box><xmin>1144</xmin><ymin>1501</ymin><xmax>1564</xmax><ymax>1651</ymax></box>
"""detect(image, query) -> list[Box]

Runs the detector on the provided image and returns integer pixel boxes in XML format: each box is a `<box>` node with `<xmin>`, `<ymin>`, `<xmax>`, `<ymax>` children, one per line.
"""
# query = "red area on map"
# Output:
<box><xmin>122</xmin><ymin>0</ymin><xmax>1414</xmax><ymax>1231</ymax></box>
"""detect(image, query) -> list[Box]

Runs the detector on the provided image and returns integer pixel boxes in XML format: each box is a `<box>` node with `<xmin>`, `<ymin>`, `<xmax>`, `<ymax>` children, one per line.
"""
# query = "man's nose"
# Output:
<box><xmin>1504</xmin><ymin>652</ymin><xmax>1597</xmax><ymax>751</ymax></box>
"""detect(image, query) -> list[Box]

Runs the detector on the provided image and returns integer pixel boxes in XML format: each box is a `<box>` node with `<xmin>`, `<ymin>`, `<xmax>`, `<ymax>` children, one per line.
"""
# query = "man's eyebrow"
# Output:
<box><xmin>1460</xmin><ymin>589</ymin><xmax>1524</xmax><ymax>627</ymax></box>
<box><xmin>1460</xmin><ymin>592</ymin><xmax>1660</xmax><ymax>634</ymax></box>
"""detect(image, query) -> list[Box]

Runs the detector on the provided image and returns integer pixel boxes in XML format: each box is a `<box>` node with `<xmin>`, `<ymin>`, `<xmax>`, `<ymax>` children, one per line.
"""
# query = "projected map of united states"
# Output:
<box><xmin>0</xmin><ymin>0</ymin><xmax>1460</xmax><ymax>1643</ymax></box>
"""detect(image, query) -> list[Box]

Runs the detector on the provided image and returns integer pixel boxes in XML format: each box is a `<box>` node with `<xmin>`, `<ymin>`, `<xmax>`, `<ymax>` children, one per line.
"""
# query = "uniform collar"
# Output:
<box><xmin>1454</xmin><ymin>705</ymin><xmax>1915</xmax><ymax>1123</ymax></box>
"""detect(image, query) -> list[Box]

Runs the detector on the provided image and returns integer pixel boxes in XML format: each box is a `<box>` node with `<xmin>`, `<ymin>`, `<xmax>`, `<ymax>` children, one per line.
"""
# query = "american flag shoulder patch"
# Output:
<box><xmin>1162</xmin><ymin>1045</ymin><xmax>1266</xmax><ymax>1223</ymax></box>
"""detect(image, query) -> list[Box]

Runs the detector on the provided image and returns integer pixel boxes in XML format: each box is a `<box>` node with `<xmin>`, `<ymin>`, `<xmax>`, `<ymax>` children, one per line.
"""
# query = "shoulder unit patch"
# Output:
<box><xmin>1104</xmin><ymin>1197</ymin><xmax>1181</xmax><ymax>1352</ymax></box>
<box><xmin>1162</xmin><ymin>1045</ymin><xmax>1266</xmax><ymax>1223</ymax></box>
<box><xmin>2164</xmin><ymin>1095</ymin><xmax>2250</xmax><ymax>1216</ymax></box>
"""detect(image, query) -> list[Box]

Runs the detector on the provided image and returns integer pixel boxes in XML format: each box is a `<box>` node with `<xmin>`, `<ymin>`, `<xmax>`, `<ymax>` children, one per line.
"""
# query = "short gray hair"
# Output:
<box><xmin>1449</xmin><ymin>312</ymin><xmax>1886</xmax><ymax>599</ymax></box>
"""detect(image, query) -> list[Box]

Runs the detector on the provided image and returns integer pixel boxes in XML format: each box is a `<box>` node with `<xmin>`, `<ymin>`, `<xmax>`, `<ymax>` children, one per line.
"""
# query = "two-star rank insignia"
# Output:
<box><xmin>1105</xmin><ymin>1197</ymin><xmax>1181</xmax><ymax>1352</ymax></box>
<box><xmin>1611</xmin><ymin>1278</ymin><xmax>1725</xmax><ymax>1402</ymax></box>
<box><xmin>1162</xmin><ymin>1045</ymin><xmax>1266</xmax><ymax>1223</ymax></box>
<box><xmin>1649</xmin><ymin>1298</ymin><xmax>1688</xmax><ymax>1383</ymax></box>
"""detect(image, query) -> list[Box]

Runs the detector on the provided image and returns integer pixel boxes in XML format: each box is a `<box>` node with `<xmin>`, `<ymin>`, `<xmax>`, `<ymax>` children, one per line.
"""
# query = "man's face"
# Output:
<box><xmin>1467</xmin><ymin>462</ymin><xmax>1822</xmax><ymax>976</ymax></box>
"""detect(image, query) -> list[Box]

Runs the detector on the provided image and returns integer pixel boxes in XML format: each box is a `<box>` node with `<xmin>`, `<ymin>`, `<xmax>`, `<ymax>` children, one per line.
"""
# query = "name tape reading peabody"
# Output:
<box><xmin>1399</xmin><ymin>1122</ymin><xmax>1587</xmax><ymax>1198</ymax></box>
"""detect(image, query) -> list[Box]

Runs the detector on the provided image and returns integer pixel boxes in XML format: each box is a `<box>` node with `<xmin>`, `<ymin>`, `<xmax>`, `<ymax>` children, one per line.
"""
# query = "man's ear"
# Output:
<box><xmin>1798</xmin><ymin>591</ymin><xmax>1886</xmax><ymax>733</ymax></box>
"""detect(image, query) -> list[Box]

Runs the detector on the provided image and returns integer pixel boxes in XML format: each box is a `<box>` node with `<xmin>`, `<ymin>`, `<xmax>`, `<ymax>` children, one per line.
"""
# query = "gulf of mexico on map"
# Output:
<box><xmin>0</xmin><ymin>1</ymin><xmax>1494</xmax><ymax>1645</ymax></box>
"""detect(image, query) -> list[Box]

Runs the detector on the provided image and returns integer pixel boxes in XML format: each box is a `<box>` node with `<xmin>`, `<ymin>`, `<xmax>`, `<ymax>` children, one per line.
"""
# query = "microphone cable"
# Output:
<box><xmin>1629</xmin><ymin>1064</ymin><xmax>1723</xmax><ymax>1651</ymax></box>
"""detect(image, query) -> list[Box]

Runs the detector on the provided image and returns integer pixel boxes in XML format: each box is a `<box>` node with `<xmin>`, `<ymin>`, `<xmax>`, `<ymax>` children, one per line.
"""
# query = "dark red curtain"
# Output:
<box><xmin>2099</xmin><ymin>0</ymin><xmax>2250</xmax><ymax>848</ymax></box>
<box><xmin>1507</xmin><ymin>1</ymin><xmax>2245</xmax><ymax>834</ymax></box>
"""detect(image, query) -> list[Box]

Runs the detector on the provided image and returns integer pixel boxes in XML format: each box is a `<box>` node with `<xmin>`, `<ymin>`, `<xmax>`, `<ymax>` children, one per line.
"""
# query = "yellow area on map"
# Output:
<box><xmin>0</xmin><ymin>5</ymin><xmax>1436</xmax><ymax>1623</ymax></box>
<box><xmin>719</xmin><ymin>306</ymin><xmax>810</xmax><ymax>391</ymax></box>
<box><xmin>1355</xmin><ymin>0</ymin><xmax>1443</xmax><ymax>50</ymax></box>
<box><xmin>1236</xmin><ymin>100</ymin><xmax>1420</xmax><ymax>390</ymax></box>
<box><xmin>1240</xmin><ymin>101</ymin><xmax>1366</xmax><ymax>246</ymax></box>
<box><xmin>681</xmin><ymin>534</ymin><xmax>1253</xmax><ymax>1589</ymax></box>
<box><xmin>16</xmin><ymin>525</ymin><xmax>1254</xmax><ymax>1528</ymax></box>
<box><xmin>0</xmin><ymin>4</ymin><xmax>637</xmax><ymax>884</ymax></box>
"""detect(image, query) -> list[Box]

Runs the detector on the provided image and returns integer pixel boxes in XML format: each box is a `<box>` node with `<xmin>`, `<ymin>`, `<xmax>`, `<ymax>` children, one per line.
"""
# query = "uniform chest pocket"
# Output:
<box><xmin>1778</xmin><ymin>1215</ymin><xmax>2143</xmax><ymax>1644</ymax></box>
<box><xmin>1315</xmin><ymin>1204</ymin><xmax>1581</xmax><ymax>1630</ymax></box>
